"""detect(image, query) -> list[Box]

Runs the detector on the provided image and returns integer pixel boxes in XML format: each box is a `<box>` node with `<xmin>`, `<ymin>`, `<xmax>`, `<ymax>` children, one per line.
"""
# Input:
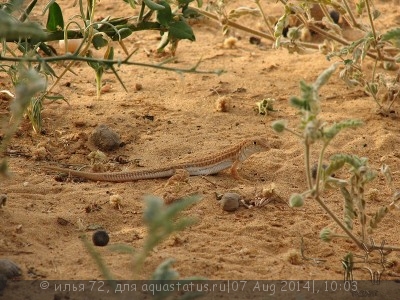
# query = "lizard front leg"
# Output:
<box><xmin>230</xmin><ymin>160</ymin><xmax>244</xmax><ymax>180</ymax></box>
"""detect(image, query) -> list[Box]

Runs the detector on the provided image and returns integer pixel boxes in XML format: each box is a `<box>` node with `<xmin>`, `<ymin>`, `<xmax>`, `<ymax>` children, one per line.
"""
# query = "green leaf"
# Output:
<box><xmin>135</xmin><ymin>195</ymin><xmax>201</xmax><ymax>271</ymax></box>
<box><xmin>117</xmin><ymin>28</ymin><xmax>132</xmax><ymax>40</ymax></box>
<box><xmin>46</xmin><ymin>2</ymin><xmax>64</xmax><ymax>31</ymax></box>
<box><xmin>313</xmin><ymin>63</ymin><xmax>338</xmax><ymax>91</ymax></box>
<box><xmin>290</xmin><ymin>96</ymin><xmax>310</xmax><ymax>111</ymax></box>
<box><xmin>341</xmin><ymin>186</ymin><xmax>355</xmax><ymax>230</ymax></box>
<box><xmin>329</xmin><ymin>154</ymin><xmax>368</xmax><ymax>171</ymax></box>
<box><xmin>156</xmin><ymin>1</ymin><xmax>172</xmax><ymax>26</ymax></box>
<box><xmin>143</xmin><ymin>195</ymin><xmax>200</xmax><ymax>234</ymax></box>
<box><xmin>169</xmin><ymin>21</ymin><xmax>195</xmax><ymax>41</ymax></box>
<box><xmin>151</xmin><ymin>258</ymin><xmax>179</xmax><ymax>280</ymax></box>
<box><xmin>320</xmin><ymin>227</ymin><xmax>334</xmax><ymax>242</ymax></box>
<box><xmin>274</xmin><ymin>12</ymin><xmax>287</xmax><ymax>38</ymax></box>
<box><xmin>271</xmin><ymin>120</ymin><xmax>286</xmax><ymax>133</ymax></box>
<box><xmin>182</xmin><ymin>7</ymin><xmax>201</xmax><ymax>18</ymax></box>
<box><xmin>382</xmin><ymin>28</ymin><xmax>400</xmax><ymax>48</ymax></box>
<box><xmin>325</xmin><ymin>157</ymin><xmax>346</xmax><ymax>177</ymax></box>
<box><xmin>369</xmin><ymin>206</ymin><xmax>389</xmax><ymax>230</ymax></box>
<box><xmin>144</xmin><ymin>0</ymin><xmax>166</xmax><ymax>10</ymax></box>
<box><xmin>299</xmin><ymin>81</ymin><xmax>314</xmax><ymax>103</ymax></box>
<box><xmin>323</xmin><ymin>119</ymin><xmax>363</xmax><ymax>140</ymax></box>
<box><xmin>0</xmin><ymin>11</ymin><xmax>45</xmax><ymax>40</ymax></box>
<box><xmin>356</xmin><ymin>0</ymin><xmax>365</xmax><ymax>15</ymax></box>
<box><xmin>92</xmin><ymin>34</ymin><xmax>108</xmax><ymax>49</ymax></box>
<box><xmin>365</xmin><ymin>82</ymin><xmax>378</xmax><ymax>96</ymax></box>
<box><xmin>372</xmin><ymin>9</ymin><xmax>380</xmax><ymax>20</ymax></box>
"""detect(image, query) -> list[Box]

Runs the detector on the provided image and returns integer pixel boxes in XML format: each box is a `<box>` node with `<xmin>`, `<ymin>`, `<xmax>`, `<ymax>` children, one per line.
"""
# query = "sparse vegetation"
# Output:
<box><xmin>2</xmin><ymin>0</ymin><xmax>400</xmax><ymax>286</ymax></box>
<box><xmin>0</xmin><ymin>0</ymin><xmax>221</xmax><ymax>172</ymax></box>
<box><xmin>195</xmin><ymin>0</ymin><xmax>400</xmax><ymax>114</ymax></box>
<box><xmin>272</xmin><ymin>63</ymin><xmax>400</xmax><ymax>280</ymax></box>
<box><xmin>82</xmin><ymin>195</ymin><xmax>204</xmax><ymax>296</ymax></box>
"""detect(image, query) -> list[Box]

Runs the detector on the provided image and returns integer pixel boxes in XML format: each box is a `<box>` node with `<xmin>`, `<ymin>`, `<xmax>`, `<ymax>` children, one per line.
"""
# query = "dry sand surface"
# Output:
<box><xmin>1</xmin><ymin>0</ymin><xmax>400</xmax><ymax>288</ymax></box>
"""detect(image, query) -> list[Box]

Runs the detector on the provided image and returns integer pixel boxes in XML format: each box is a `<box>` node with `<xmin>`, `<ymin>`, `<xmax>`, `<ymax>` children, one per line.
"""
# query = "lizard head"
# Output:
<box><xmin>240</xmin><ymin>137</ymin><xmax>269</xmax><ymax>161</ymax></box>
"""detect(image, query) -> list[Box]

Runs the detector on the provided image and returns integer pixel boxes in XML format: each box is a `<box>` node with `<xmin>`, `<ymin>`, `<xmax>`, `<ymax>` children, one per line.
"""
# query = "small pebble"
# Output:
<box><xmin>215</xmin><ymin>96</ymin><xmax>230</xmax><ymax>112</ymax></box>
<box><xmin>135</xmin><ymin>83</ymin><xmax>143</xmax><ymax>91</ymax></box>
<box><xmin>59</xmin><ymin>39</ymin><xmax>83</xmax><ymax>53</ymax></box>
<box><xmin>109</xmin><ymin>194</ymin><xmax>123</xmax><ymax>210</ymax></box>
<box><xmin>219</xmin><ymin>192</ymin><xmax>241</xmax><ymax>212</ymax></box>
<box><xmin>100</xmin><ymin>84</ymin><xmax>112</xmax><ymax>94</ymax></box>
<box><xmin>90</xmin><ymin>124</ymin><xmax>122</xmax><ymax>151</ymax></box>
<box><xmin>249</xmin><ymin>36</ymin><xmax>261</xmax><ymax>45</ymax></box>
<box><xmin>223</xmin><ymin>37</ymin><xmax>238</xmax><ymax>49</ymax></box>
<box><xmin>57</xmin><ymin>217</ymin><xmax>70</xmax><ymax>226</ymax></box>
<box><xmin>15</xmin><ymin>225</ymin><xmax>23</xmax><ymax>234</ymax></box>
<box><xmin>0</xmin><ymin>195</ymin><xmax>6</xmax><ymax>208</ymax></box>
<box><xmin>92</xmin><ymin>230</ymin><xmax>110</xmax><ymax>246</ymax></box>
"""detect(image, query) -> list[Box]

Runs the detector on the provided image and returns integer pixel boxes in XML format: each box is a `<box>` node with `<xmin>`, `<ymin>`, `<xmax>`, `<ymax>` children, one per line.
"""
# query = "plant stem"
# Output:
<box><xmin>315</xmin><ymin>193</ymin><xmax>400</xmax><ymax>252</ymax></box>
<box><xmin>5</xmin><ymin>22</ymin><xmax>162</xmax><ymax>44</ymax></box>
<box><xmin>304</xmin><ymin>141</ymin><xmax>313</xmax><ymax>190</ymax></box>
<box><xmin>192</xmin><ymin>7</ymin><xmax>275</xmax><ymax>42</ymax></box>
<box><xmin>308</xmin><ymin>23</ymin><xmax>395</xmax><ymax>62</ymax></box>
<box><xmin>365</xmin><ymin>0</ymin><xmax>382</xmax><ymax>60</ymax></box>
<box><xmin>254</xmin><ymin>0</ymin><xmax>274</xmax><ymax>37</ymax></box>
<box><xmin>366</xmin><ymin>82</ymin><xmax>382</xmax><ymax>109</ymax></box>
<box><xmin>283</xmin><ymin>127</ymin><xmax>303</xmax><ymax>138</ymax></box>
<box><xmin>319</xmin><ymin>4</ymin><xmax>334</xmax><ymax>24</ymax></box>
<box><xmin>314</xmin><ymin>142</ymin><xmax>328</xmax><ymax>195</ymax></box>
<box><xmin>315</xmin><ymin>195</ymin><xmax>363</xmax><ymax>249</ymax></box>
<box><xmin>0</xmin><ymin>55</ymin><xmax>224</xmax><ymax>75</ymax></box>
<box><xmin>387</xmin><ymin>91</ymin><xmax>399</xmax><ymax>112</ymax></box>
<box><xmin>194</xmin><ymin>6</ymin><xmax>396</xmax><ymax>63</ymax></box>
<box><xmin>138</xmin><ymin>1</ymin><xmax>146</xmax><ymax>22</ymax></box>
<box><xmin>342</xmin><ymin>0</ymin><xmax>360</xmax><ymax>28</ymax></box>
<box><xmin>371</xmin><ymin>58</ymin><xmax>378</xmax><ymax>82</ymax></box>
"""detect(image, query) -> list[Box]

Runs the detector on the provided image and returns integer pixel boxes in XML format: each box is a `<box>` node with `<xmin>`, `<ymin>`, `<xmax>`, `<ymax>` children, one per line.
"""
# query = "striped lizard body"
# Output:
<box><xmin>43</xmin><ymin>138</ymin><xmax>269</xmax><ymax>182</ymax></box>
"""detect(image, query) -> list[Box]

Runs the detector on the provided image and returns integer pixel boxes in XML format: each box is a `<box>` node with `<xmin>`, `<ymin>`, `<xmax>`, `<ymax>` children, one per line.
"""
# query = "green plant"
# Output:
<box><xmin>194</xmin><ymin>0</ymin><xmax>400</xmax><ymax>113</ymax></box>
<box><xmin>83</xmin><ymin>195</ymin><xmax>205</xmax><ymax>296</ymax></box>
<box><xmin>0</xmin><ymin>0</ymin><xmax>221</xmax><ymax>132</ymax></box>
<box><xmin>272</xmin><ymin>64</ymin><xmax>400</xmax><ymax>276</ymax></box>
<box><xmin>255</xmin><ymin>97</ymin><xmax>276</xmax><ymax>115</ymax></box>
<box><xmin>0</xmin><ymin>67</ymin><xmax>46</xmax><ymax>175</ymax></box>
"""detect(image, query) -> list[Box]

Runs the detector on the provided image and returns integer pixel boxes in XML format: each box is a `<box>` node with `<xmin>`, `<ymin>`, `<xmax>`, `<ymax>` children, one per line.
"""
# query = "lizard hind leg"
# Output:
<box><xmin>165</xmin><ymin>169</ymin><xmax>190</xmax><ymax>186</ymax></box>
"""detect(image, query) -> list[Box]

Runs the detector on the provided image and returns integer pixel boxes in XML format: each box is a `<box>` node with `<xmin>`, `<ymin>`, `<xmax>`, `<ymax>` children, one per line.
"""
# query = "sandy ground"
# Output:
<box><xmin>1</xmin><ymin>0</ymin><xmax>400</xmax><ymax>290</ymax></box>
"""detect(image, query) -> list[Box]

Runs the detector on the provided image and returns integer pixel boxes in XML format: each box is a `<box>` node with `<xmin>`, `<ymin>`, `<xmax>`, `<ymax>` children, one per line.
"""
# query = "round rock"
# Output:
<box><xmin>92</xmin><ymin>230</ymin><xmax>110</xmax><ymax>247</ymax></box>
<box><xmin>90</xmin><ymin>124</ymin><xmax>122</xmax><ymax>151</ymax></box>
<box><xmin>0</xmin><ymin>259</ymin><xmax>22</xmax><ymax>279</ymax></box>
<box><xmin>219</xmin><ymin>192</ymin><xmax>241</xmax><ymax>212</ymax></box>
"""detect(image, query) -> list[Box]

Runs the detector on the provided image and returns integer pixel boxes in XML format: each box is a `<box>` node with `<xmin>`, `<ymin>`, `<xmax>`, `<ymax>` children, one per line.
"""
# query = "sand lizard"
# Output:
<box><xmin>43</xmin><ymin>138</ymin><xmax>269</xmax><ymax>182</ymax></box>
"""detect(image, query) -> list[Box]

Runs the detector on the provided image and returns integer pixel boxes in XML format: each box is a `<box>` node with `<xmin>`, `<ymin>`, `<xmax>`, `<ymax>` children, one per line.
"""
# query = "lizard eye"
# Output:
<box><xmin>253</xmin><ymin>141</ymin><xmax>257</xmax><ymax>145</ymax></box>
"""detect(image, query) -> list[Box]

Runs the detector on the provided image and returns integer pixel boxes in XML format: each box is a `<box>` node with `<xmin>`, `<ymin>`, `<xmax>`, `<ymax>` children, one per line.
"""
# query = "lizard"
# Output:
<box><xmin>42</xmin><ymin>137</ymin><xmax>269</xmax><ymax>182</ymax></box>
